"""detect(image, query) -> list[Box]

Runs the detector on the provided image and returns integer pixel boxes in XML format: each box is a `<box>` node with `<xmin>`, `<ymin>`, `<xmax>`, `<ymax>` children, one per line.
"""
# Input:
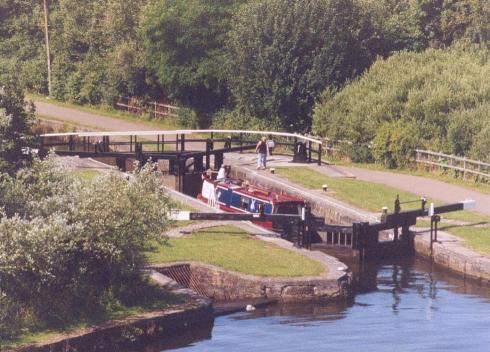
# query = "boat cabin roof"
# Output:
<box><xmin>214</xmin><ymin>178</ymin><xmax>303</xmax><ymax>204</ymax></box>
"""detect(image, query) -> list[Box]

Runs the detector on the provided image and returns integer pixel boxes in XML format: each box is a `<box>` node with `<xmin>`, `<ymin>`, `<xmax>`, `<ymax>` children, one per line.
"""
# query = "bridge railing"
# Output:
<box><xmin>40</xmin><ymin>129</ymin><xmax>324</xmax><ymax>165</ymax></box>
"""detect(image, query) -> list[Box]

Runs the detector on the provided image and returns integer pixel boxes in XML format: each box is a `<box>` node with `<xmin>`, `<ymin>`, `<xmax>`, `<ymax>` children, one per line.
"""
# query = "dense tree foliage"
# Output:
<box><xmin>0</xmin><ymin>159</ymin><xmax>172</xmax><ymax>339</ymax></box>
<box><xmin>142</xmin><ymin>0</ymin><xmax>243</xmax><ymax>119</ymax></box>
<box><xmin>0</xmin><ymin>0</ymin><xmax>158</xmax><ymax>105</ymax></box>
<box><xmin>2</xmin><ymin>0</ymin><xmax>490</xmax><ymax>135</ymax></box>
<box><xmin>226</xmin><ymin>0</ymin><xmax>377</xmax><ymax>131</ymax></box>
<box><xmin>313</xmin><ymin>45</ymin><xmax>490</xmax><ymax>167</ymax></box>
<box><xmin>0</xmin><ymin>77</ymin><xmax>36</xmax><ymax>172</ymax></box>
<box><xmin>0</xmin><ymin>0</ymin><xmax>47</xmax><ymax>92</ymax></box>
<box><xmin>50</xmin><ymin>0</ymin><xmax>156</xmax><ymax>104</ymax></box>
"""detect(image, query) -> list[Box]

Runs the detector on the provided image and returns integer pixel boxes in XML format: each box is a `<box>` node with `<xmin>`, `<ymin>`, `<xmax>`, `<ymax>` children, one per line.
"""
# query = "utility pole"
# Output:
<box><xmin>43</xmin><ymin>0</ymin><xmax>52</xmax><ymax>96</ymax></box>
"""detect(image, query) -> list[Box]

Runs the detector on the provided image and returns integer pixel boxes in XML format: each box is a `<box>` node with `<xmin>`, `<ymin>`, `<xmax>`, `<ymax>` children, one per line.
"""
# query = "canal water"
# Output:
<box><xmin>133</xmin><ymin>258</ymin><xmax>490</xmax><ymax>352</ymax></box>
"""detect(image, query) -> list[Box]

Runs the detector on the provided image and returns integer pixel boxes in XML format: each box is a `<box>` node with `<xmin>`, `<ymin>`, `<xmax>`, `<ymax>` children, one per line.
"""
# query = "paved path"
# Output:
<box><xmin>36</xmin><ymin>100</ymin><xmax>490</xmax><ymax>217</ymax></box>
<box><xmin>334</xmin><ymin>166</ymin><xmax>490</xmax><ymax>217</ymax></box>
<box><xmin>35</xmin><ymin>101</ymin><xmax>157</xmax><ymax>132</ymax></box>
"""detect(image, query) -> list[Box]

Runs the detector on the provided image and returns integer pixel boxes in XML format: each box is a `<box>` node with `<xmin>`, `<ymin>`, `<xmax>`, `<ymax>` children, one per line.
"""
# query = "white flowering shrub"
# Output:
<box><xmin>0</xmin><ymin>157</ymin><xmax>172</xmax><ymax>335</ymax></box>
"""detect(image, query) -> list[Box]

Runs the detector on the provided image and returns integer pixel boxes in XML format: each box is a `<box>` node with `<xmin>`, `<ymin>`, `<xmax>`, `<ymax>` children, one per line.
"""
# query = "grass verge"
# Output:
<box><xmin>3</xmin><ymin>282</ymin><xmax>183</xmax><ymax>349</ymax></box>
<box><xmin>275</xmin><ymin>166</ymin><xmax>423</xmax><ymax>212</ymax></box>
<box><xmin>146</xmin><ymin>225</ymin><xmax>325</xmax><ymax>277</ymax></box>
<box><xmin>275</xmin><ymin>166</ymin><xmax>490</xmax><ymax>222</ymax></box>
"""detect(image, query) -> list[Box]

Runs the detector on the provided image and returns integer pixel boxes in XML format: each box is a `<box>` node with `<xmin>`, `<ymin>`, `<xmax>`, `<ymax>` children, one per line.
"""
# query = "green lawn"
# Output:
<box><xmin>275</xmin><ymin>166</ymin><xmax>488</xmax><ymax>223</ymax></box>
<box><xmin>71</xmin><ymin>169</ymin><xmax>102</xmax><ymax>181</ymax></box>
<box><xmin>275</xmin><ymin>166</ymin><xmax>424</xmax><ymax>212</ymax></box>
<box><xmin>276</xmin><ymin>166</ymin><xmax>490</xmax><ymax>253</ymax></box>
<box><xmin>446</xmin><ymin>225</ymin><xmax>490</xmax><ymax>255</ymax></box>
<box><xmin>416</xmin><ymin>219</ymin><xmax>490</xmax><ymax>255</ymax></box>
<box><xmin>147</xmin><ymin>226</ymin><xmax>325</xmax><ymax>277</ymax></box>
<box><xmin>3</xmin><ymin>283</ymin><xmax>183</xmax><ymax>349</ymax></box>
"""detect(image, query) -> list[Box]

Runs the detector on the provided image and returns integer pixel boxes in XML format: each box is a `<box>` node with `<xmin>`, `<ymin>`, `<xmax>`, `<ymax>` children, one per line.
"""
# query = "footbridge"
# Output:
<box><xmin>40</xmin><ymin>129</ymin><xmax>323</xmax><ymax>195</ymax></box>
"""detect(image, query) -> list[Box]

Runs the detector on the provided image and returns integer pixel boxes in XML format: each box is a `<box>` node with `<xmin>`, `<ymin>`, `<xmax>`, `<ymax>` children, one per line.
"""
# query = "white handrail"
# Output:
<box><xmin>40</xmin><ymin>129</ymin><xmax>323</xmax><ymax>145</ymax></box>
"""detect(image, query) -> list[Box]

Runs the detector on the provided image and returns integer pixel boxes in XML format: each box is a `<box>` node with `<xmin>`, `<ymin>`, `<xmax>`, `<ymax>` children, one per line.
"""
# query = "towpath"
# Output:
<box><xmin>314</xmin><ymin>164</ymin><xmax>490</xmax><ymax>217</ymax></box>
<box><xmin>35</xmin><ymin>100</ymin><xmax>490</xmax><ymax>217</ymax></box>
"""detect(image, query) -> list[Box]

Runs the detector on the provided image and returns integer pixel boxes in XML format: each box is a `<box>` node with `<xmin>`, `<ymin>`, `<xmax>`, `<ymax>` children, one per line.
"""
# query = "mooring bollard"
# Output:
<box><xmin>381</xmin><ymin>207</ymin><xmax>388</xmax><ymax>222</ymax></box>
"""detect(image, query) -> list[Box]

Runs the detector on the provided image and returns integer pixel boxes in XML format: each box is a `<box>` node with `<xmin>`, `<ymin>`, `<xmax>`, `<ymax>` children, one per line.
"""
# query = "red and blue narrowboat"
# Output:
<box><xmin>197</xmin><ymin>173</ymin><xmax>305</xmax><ymax>228</ymax></box>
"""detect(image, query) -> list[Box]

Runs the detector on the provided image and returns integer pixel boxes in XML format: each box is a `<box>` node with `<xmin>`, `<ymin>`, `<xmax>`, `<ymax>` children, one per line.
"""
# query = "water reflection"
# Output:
<box><xmin>139</xmin><ymin>257</ymin><xmax>490</xmax><ymax>352</ymax></box>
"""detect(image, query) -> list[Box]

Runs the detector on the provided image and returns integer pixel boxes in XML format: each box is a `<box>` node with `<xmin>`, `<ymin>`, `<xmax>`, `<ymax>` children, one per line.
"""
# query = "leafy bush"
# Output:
<box><xmin>0</xmin><ymin>77</ymin><xmax>36</xmax><ymax>173</ymax></box>
<box><xmin>313</xmin><ymin>44</ymin><xmax>490</xmax><ymax>164</ymax></box>
<box><xmin>212</xmin><ymin>109</ymin><xmax>282</xmax><ymax>131</ymax></box>
<box><xmin>178</xmin><ymin>107</ymin><xmax>199</xmax><ymax>129</ymax></box>
<box><xmin>372</xmin><ymin>120</ymin><xmax>420</xmax><ymax>168</ymax></box>
<box><xmin>0</xmin><ymin>157</ymin><xmax>173</xmax><ymax>335</ymax></box>
<box><xmin>0</xmin><ymin>296</ymin><xmax>21</xmax><ymax>340</ymax></box>
<box><xmin>470</xmin><ymin>125</ymin><xmax>490</xmax><ymax>162</ymax></box>
<box><xmin>339</xmin><ymin>143</ymin><xmax>373</xmax><ymax>163</ymax></box>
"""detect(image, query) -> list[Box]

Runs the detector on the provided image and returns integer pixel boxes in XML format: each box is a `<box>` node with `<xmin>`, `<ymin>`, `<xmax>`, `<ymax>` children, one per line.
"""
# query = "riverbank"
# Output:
<box><xmin>5</xmin><ymin>276</ymin><xmax>213</xmax><ymax>352</ymax></box>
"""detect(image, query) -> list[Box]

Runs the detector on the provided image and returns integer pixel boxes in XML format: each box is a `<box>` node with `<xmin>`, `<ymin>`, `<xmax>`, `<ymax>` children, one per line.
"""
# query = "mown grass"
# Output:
<box><xmin>275</xmin><ymin>166</ymin><xmax>489</xmax><ymax>223</ymax></box>
<box><xmin>71</xmin><ymin>169</ymin><xmax>102</xmax><ymax>181</ymax></box>
<box><xmin>27</xmin><ymin>93</ymin><xmax>179</xmax><ymax>131</ymax></box>
<box><xmin>277</xmin><ymin>166</ymin><xmax>490</xmax><ymax>255</ymax></box>
<box><xmin>4</xmin><ymin>283</ymin><xmax>183</xmax><ymax>349</ymax></box>
<box><xmin>146</xmin><ymin>226</ymin><xmax>325</xmax><ymax>277</ymax></box>
<box><xmin>275</xmin><ymin>166</ymin><xmax>423</xmax><ymax>212</ymax></box>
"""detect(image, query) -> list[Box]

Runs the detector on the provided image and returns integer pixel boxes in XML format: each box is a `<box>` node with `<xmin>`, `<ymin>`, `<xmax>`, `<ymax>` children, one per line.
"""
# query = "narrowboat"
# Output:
<box><xmin>197</xmin><ymin>173</ymin><xmax>305</xmax><ymax>228</ymax></box>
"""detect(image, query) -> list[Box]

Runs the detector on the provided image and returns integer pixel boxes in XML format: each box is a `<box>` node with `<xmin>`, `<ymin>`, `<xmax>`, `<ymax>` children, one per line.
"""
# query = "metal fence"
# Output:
<box><xmin>415</xmin><ymin>149</ymin><xmax>490</xmax><ymax>180</ymax></box>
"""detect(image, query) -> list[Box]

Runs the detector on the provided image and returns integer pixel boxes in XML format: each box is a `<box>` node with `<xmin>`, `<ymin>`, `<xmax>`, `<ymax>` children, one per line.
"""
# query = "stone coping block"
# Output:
<box><xmin>151</xmin><ymin>258</ymin><xmax>351</xmax><ymax>302</ymax></box>
<box><xmin>414</xmin><ymin>230</ymin><xmax>490</xmax><ymax>285</ymax></box>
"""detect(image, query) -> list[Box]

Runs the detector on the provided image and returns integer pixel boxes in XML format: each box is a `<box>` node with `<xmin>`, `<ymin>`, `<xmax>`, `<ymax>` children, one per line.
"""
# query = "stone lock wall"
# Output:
<box><xmin>414</xmin><ymin>234</ymin><xmax>490</xmax><ymax>285</ymax></box>
<box><xmin>153</xmin><ymin>262</ymin><xmax>347</xmax><ymax>302</ymax></box>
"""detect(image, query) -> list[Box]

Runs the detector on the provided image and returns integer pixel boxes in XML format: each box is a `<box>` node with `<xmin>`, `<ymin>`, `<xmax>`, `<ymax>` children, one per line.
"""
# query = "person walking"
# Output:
<box><xmin>255</xmin><ymin>136</ymin><xmax>269</xmax><ymax>169</ymax></box>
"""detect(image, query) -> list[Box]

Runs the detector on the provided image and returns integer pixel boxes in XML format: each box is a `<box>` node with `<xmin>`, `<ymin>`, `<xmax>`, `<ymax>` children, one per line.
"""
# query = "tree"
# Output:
<box><xmin>142</xmin><ymin>0</ymin><xmax>243</xmax><ymax>119</ymax></box>
<box><xmin>358</xmin><ymin>0</ymin><xmax>425</xmax><ymax>54</ymax></box>
<box><xmin>0</xmin><ymin>77</ymin><xmax>36</xmax><ymax>172</ymax></box>
<box><xmin>48</xmin><ymin>0</ymin><xmax>156</xmax><ymax>104</ymax></box>
<box><xmin>0</xmin><ymin>0</ymin><xmax>47</xmax><ymax>93</ymax></box>
<box><xmin>226</xmin><ymin>0</ymin><xmax>377</xmax><ymax>131</ymax></box>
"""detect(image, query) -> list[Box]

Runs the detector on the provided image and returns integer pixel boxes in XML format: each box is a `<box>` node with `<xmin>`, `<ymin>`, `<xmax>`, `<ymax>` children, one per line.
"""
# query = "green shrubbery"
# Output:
<box><xmin>0</xmin><ymin>158</ymin><xmax>173</xmax><ymax>340</ymax></box>
<box><xmin>313</xmin><ymin>44</ymin><xmax>490</xmax><ymax>167</ymax></box>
